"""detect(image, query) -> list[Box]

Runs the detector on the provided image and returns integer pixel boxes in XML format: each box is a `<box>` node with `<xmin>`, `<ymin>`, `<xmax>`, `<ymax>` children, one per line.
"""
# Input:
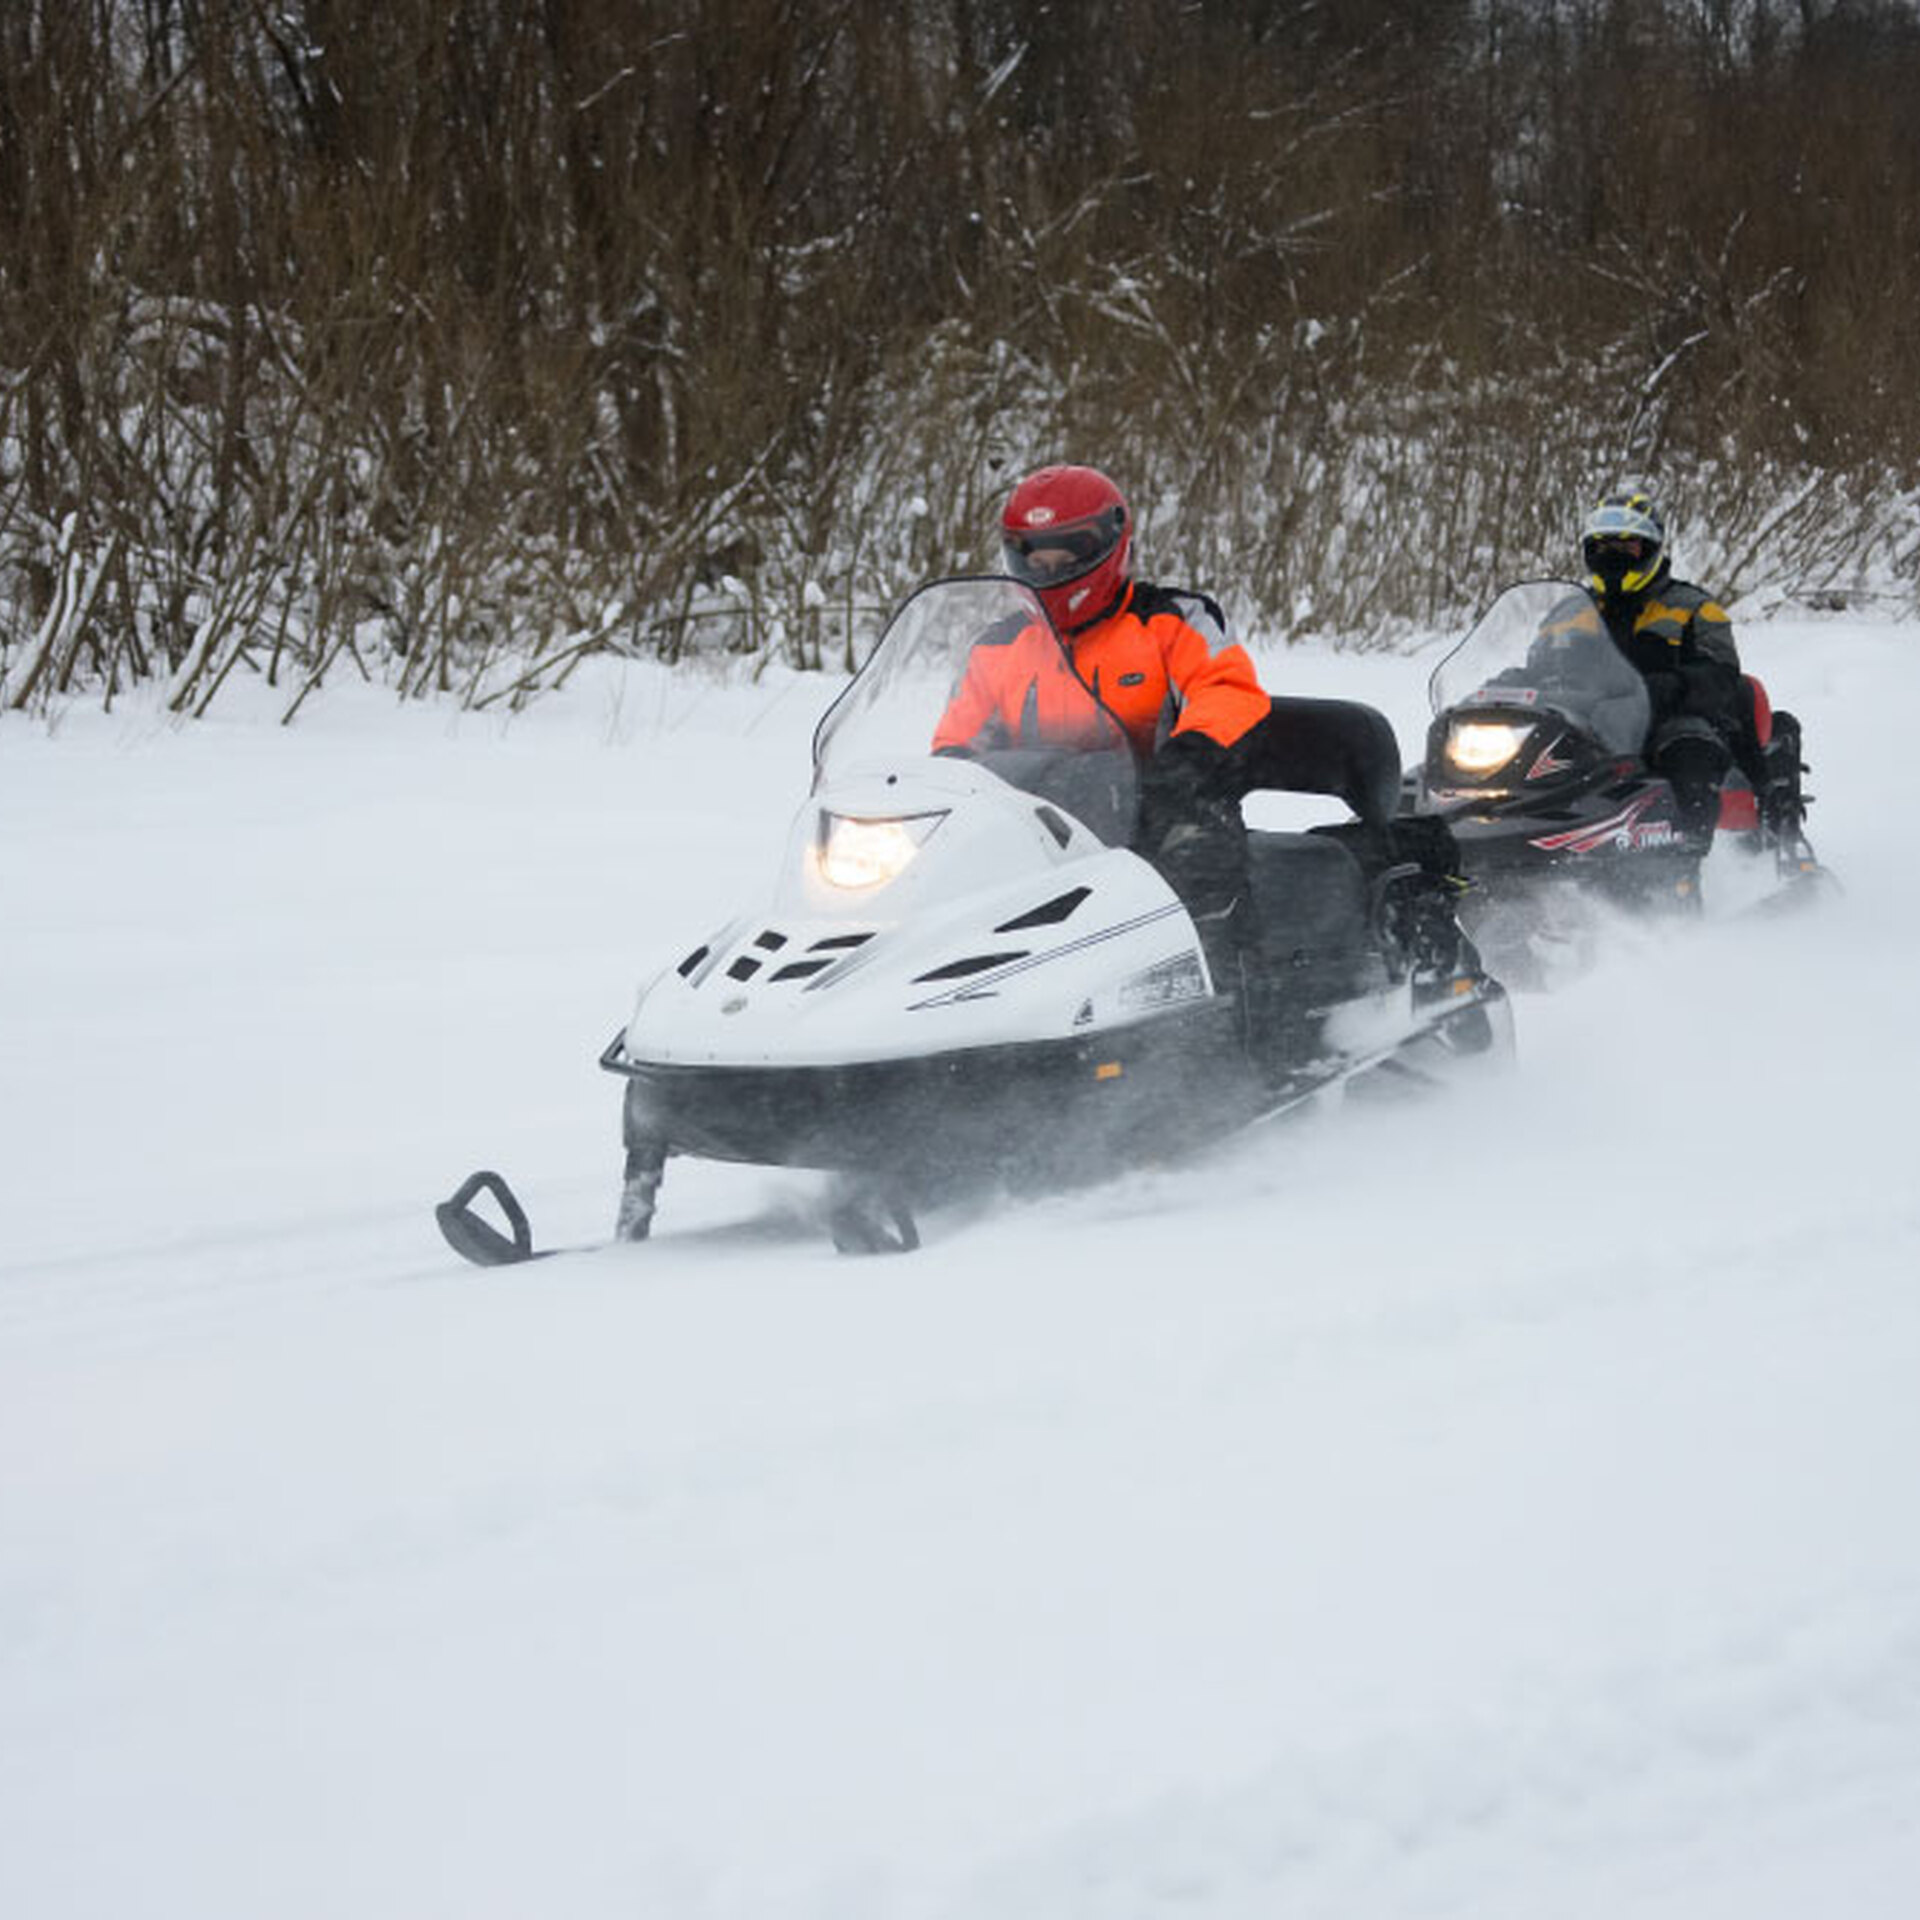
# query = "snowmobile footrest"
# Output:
<box><xmin>436</xmin><ymin>1169</ymin><xmax>538</xmax><ymax>1267</ymax></box>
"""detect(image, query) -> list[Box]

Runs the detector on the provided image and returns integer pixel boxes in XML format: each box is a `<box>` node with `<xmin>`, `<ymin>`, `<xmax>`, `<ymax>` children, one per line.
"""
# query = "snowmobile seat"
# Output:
<box><xmin>1242</xmin><ymin>829</ymin><xmax>1380</xmax><ymax>1000</ymax></box>
<box><xmin>1238</xmin><ymin>696</ymin><xmax>1402</xmax><ymax>828</ymax></box>
<box><xmin>1719</xmin><ymin>677</ymin><xmax>1780</xmax><ymax>832</ymax></box>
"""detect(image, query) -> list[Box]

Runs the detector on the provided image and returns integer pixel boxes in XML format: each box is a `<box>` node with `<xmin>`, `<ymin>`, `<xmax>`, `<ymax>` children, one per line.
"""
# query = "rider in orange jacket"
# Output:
<box><xmin>934</xmin><ymin>464</ymin><xmax>1271</xmax><ymax>955</ymax></box>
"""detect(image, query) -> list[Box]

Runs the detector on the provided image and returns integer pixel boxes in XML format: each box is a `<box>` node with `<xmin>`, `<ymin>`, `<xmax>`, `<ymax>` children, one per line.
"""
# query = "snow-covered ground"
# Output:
<box><xmin>3</xmin><ymin>607</ymin><xmax>1917</xmax><ymax>1919</ymax></box>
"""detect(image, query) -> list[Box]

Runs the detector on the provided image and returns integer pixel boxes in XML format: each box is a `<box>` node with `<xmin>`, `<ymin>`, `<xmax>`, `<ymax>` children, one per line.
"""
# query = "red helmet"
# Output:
<box><xmin>999</xmin><ymin>465</ymin><xmax>1133</xmax><ymax>633</ymax></box>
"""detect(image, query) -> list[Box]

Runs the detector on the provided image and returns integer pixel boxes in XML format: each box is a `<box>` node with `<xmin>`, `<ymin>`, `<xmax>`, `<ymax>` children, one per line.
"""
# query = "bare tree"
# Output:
<box><xmin>2</xmin><ymin>0</ymin><xmax>1916</xmax><ymax>715</ymax></box>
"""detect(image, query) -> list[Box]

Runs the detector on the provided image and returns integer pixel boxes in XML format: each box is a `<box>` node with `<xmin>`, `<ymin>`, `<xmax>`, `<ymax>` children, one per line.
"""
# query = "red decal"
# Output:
<box><xmin>1529</xmin><ymin>792</ymin><xmax>1680</xmax><ymax>855</ymax></box>
<box><xmin>1527</xmin><ymin>738</ymin><xmax>1571</xmax><ymax>780</ymax></box>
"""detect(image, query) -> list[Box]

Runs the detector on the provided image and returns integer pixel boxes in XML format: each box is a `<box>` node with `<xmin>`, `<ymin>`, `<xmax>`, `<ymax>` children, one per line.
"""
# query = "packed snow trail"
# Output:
<box><xmin>3</xmin><ymin>614</ymin><xmax>1917</xmax><ymax>1919</ymax></box>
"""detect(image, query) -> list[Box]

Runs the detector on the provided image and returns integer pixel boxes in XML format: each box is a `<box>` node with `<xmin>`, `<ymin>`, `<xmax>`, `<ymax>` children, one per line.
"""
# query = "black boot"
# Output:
<box><xmin>1760</xmin><ymin>711</ymin><xmax>1809</xmax><ymax>835</ymax></box>
<box><xmin>1151</xmin><ymin>811</ymin><xmax>1251</xmax><ymax>995</ymax></box>
<box><xmin>1190</xmin><ymin>897</ymin><xmax>1246</xmax><ymax>996</ymax></box>
<box><xmin>1652</xmin><ymin>730</ymin><xmax>1731</xmax><ymax>848</ymax></box>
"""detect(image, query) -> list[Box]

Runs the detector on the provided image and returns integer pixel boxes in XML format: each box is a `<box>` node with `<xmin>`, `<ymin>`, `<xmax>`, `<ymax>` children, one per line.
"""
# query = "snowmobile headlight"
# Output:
<box><xmin>814</xmin><ymin>810</ymin><xmax>947</xmax><ymax>889</ymax></box>
<box><xmin>1445</xmin><ymin>720</ymin><xmax>1530</xmax><ymax>776</ymax></box>
<box><xmin>1118</xmin><ymin>952</ymin><xmax>1209</xmax><ymax>1012</ymax></box>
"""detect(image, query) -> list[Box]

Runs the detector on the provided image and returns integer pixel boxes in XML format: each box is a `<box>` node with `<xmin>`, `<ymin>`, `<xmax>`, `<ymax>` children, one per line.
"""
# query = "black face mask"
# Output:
<box><xmin>1585</xmin><ymin>536</ymin><xmax>1654</xmax><ymax>599</ymax></box>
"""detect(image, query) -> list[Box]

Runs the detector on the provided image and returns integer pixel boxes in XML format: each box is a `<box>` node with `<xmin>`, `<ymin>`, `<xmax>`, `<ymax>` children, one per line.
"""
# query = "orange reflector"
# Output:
<box><xmin>1094</xmin><ymin>1061</ymin><xmax>1123</xmax><ymax>1081</ymax></box>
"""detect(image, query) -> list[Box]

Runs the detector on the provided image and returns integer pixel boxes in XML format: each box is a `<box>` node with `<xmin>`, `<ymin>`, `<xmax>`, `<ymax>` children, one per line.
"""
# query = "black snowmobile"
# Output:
<box><xmin>1404</xmin><ymin>579</ymin><xmax>1829</xmax><ymax>983</ymax></box>
<box><xmin>437</xmin><ymin>576</ymin><xmax>1511</xmax><ymax>1262</ymax></box>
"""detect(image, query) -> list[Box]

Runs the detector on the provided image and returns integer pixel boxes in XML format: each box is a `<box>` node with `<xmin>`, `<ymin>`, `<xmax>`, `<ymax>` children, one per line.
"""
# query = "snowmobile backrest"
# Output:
<box><xmin>1244</xmin><ymin>831</ymin><xmax>1374</xmax><ymax>951</ymax></box>
<box><xmin>1239</xmin><ymin>697</ymin><xmax>1401</xmax><ymax>827</ymax></box>
<box><xmin>1242</xmin><ymin>831</ymin><xmax>1383</xmax><ymax>1003</ymax></box>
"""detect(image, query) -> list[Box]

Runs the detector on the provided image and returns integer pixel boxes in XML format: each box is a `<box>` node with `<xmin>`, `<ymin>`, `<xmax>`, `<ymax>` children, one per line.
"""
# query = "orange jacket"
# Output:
<box><xmin>932</xmin><ymin>583</ymin><xmax>1269</xmax><ymax>760</ymax></box>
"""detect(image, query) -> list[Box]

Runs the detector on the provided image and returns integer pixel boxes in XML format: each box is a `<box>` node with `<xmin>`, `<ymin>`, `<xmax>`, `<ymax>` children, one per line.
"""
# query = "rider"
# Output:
<box><xmin>1573</xmin><ymin>483</ymin><xmax>1751</xmax><ymax>842</ymax></box>
<box><xmin>932</xmin><ymin>464</ymin><xmax>1270</xmax><ymax>965</ymax></box>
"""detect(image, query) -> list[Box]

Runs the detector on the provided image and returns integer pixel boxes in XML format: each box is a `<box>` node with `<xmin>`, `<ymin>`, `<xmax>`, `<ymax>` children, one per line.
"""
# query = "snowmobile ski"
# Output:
<box><xmin>434</xmin><ymin>1170</ymin><xmax>563</xmax><ymax>1267</ymax></box>
<box><xmin>434</xmin><ymin>1166</ymin><xmax>925</xmax><ymax>1267</ymax></box>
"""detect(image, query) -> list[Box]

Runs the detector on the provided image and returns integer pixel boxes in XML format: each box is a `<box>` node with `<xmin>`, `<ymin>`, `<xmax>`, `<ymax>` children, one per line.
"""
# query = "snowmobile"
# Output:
<box><xmin>436</xmin><ymin>576</ymin><xmax>1511</xmax><ymax>1263</ymax></box>
<box><xmin>1405</xmin><ymin>579</ymin><xmax>1829</xmax><ymax>983</ymax></box>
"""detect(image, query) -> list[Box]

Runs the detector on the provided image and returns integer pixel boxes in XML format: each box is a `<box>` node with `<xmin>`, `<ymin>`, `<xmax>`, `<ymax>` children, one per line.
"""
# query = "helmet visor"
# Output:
<box><xmin>1584</xmin><ymin>534</ymin><xmax>1649</xmax><ymax>570</ymax></box>
<box><xmin>1002</xmin><ymin>507</ymin><xmax>1124</xmax><ymax>589</ymax></box>
<box><xmin>1584</xmin><ymin>500</ymin><xmax>1662</xmax><ymax>542</ymax></box>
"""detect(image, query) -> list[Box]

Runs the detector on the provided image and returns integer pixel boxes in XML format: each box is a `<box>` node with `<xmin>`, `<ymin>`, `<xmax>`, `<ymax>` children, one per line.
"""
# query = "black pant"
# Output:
<box><xmin>1648</xmin><ymin>718</ymin><xmax>1732</xmax><ymax>837</ymax></box>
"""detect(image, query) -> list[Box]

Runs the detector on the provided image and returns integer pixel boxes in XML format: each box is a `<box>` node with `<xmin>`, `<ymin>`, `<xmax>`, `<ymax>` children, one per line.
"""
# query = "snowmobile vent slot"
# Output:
<box><xmin>676</xmin><ymin>945</ymin><xmax>709</xmax><ymax>978</ymax></box>
<box><xmin>770</xmin><ymin>959</ymin><xmax>833</xmax><ymax>982</ymax></box>
<box><xmin>913</xmin><ymin>951</ymin><xmax>1028</xmax><ymax>982</ymax></box>
<box><xmin>1034</xmin><ymin>806</ymin><xmax>1073</xmax><ymax>848</ymax></box>
<box><xmin>996</xmin><ymin>887</ymin><xmax>1090</xmax><ymax>932</ymax></box>
<box><xmin>726</xmin><ymin>956</ymin><xmax>762</xmax><ymax>981</ymax></box>
<box><xmin>809</xmin><ymin>932</ymin><xmax>873</xmax><ymax>951</ymax></box>
<box><xmin>754</xmin><ymin>930</ymin><xmax>788</xmax><ymax>951</ymax></box>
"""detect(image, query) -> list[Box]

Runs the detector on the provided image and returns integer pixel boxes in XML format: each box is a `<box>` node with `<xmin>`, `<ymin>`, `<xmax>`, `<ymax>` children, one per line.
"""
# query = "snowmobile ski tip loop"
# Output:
<box><xmin>435</xmin><ymin>1169</ymin><xmax>538</xmax><ymax>1267</ymax></box>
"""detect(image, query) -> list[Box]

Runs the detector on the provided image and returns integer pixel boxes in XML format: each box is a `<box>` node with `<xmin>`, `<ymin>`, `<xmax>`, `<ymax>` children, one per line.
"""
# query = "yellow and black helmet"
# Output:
<box><xmin>1582</xmin><ymin>485</ymin><xmax>1667</xmax><ymax>599</ymax></box>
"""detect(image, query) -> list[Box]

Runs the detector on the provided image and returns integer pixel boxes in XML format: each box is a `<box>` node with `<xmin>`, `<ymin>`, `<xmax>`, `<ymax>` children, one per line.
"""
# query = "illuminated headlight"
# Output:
<box><xmin>814</xmin><ymin>810</ymin><xmax>947</xmax><ymax>889</ymax></box>
<box><xmin>1444</xmin><ymin>720</ymin><xmax>1530</xmax><ymax>776</ymax></box>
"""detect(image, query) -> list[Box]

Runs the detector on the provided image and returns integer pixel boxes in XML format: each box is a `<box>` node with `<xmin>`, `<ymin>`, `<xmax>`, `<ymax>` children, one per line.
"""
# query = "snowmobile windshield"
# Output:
<box><xmin>812</xmin><ymin>576</ymin><xmax>1141</xmax><ymax>847</ymax></box>
<box><xmin>1428</xmin><ymin>580</ymin><xmax>1652</xmax><ymax>758</ymax></box>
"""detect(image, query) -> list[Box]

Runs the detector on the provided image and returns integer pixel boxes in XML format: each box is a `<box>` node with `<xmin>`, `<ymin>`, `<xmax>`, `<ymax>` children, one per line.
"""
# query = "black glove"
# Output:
<box><xmin>1138</xmin><ymin>733</ymin><xmax>1234</xmax><ymax>851</ymax></box>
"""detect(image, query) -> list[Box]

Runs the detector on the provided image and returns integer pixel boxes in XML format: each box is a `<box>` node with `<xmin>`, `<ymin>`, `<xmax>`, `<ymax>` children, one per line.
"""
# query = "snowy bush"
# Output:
<box><xmin>3</xmin><ymin>1</ymin><xmax>1917</xmax><ymax>717</ymax></box>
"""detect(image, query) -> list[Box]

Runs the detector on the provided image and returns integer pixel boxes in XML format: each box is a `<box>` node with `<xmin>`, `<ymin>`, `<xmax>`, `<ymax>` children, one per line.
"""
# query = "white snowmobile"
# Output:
<box><xmin>436</xmin><ymin>576</ymin><xmax>1512</xmax><ymax>1260</ymax></box>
